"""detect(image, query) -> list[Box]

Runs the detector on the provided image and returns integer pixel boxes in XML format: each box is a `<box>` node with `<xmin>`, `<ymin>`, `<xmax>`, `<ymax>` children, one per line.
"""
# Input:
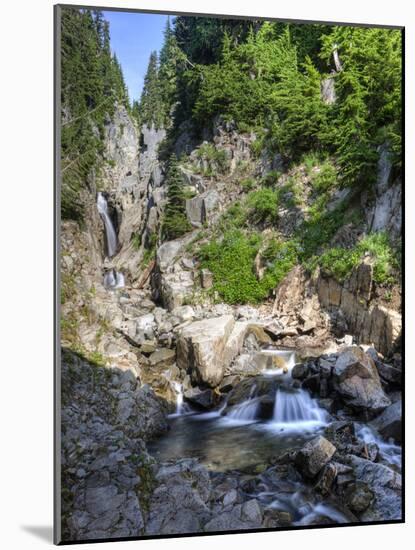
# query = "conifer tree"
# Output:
<box><xmin>139</xmin><ymin>51</ymin><xmax>163</xmax><ymax>128</ymax></box>
<box><xmin>162</xmin><ymin>154</ymin><xmax>191</xmax><ymax>241</ymax></box>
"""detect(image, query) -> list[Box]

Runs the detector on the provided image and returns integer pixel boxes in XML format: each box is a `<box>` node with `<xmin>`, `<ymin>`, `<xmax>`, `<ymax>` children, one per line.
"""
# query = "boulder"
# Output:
<box><xmin>295</xmin><ymin>436</ymin><xmax>336</xmax><ymax>478</ymax></box>
<box><xmin>345</xmin><ymin>482</ymin><xmax>374</xmax><ymax>513</ymax></box>
<box><xmin>176</xmin><ymin>315</ymin><xmax>236</xmax><ymax>387</ymax></box>
<box><xmin>372</xmin><ymin>400</ymin><xmax>402</xmax><ymax>443</ymax></box>
<box><xmin>171</xmin><ymin>305</ymin><xmax>195</xmax><ymax>323</ymax></box>
<box><xmin>145</xmin><ymin>459</ymin><xmax>211</xmax><ymax>535</ymax></box>
<box><xmin>348</xmin><ymin>455</ymin><xmax>402</xmax><ymax>521</ymax></box>
<box><xmin>184</xmin><ymin>387</ymin><xmax>216</xmax><ymax>409</ymax></box>
<box><xmin>149</xmin><ymin>348</ymin><xmax>176</xmax><ymax>368</ymax></box>
<box><xmin>333</xmin><ymin>347</ymin><xmax>391</xmax><ymax>413</ymax></box>
<box><xmin>186</xmin><ymin>190</ymin><xmax>220</xmax><ymax>227</ymax></box>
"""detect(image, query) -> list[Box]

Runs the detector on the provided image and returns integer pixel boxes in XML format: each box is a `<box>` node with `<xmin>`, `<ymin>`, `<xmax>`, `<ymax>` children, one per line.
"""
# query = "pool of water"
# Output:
<box><xmin>149</xmin><ymin>412</ymin><xmax>326</xmax><ymax>472</ymax></box>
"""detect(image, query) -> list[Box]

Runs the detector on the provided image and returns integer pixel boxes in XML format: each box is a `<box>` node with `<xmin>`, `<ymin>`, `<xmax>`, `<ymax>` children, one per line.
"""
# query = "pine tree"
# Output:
<box><xmin>158</xmin><ymin>17</ymin><xmax>179</xmax><ymax>124</ymax></box>
<box><xmin>139</xmin><ymin>51</ymin><xmax>163</xmax><ymax>128</ymax></box>
<box><xmin>162</xmin><ymin>154</ymin><xmax>191</xmax><ymax>241</ymax></box>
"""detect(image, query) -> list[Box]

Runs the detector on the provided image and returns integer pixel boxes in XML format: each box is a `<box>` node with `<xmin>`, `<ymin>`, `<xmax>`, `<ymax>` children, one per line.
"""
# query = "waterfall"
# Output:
<box><xmin>226</xmin><ymin>383</ymin><xmax>259</xmax><ymax>421</ymax></box>
<box><xmin>272</xmin><ymin>386</ymin><xmax>327</xmax><ymax>430</ymax></box>
<box><xmin>173</xmin><ymin>382</ymin><xmax>184</xmax><ymax>415</ymax></box>
<box><xmin>97</xmin><ymin>192</ymin><xmax>118</xmax><ymax>258</ymax></box>
<box><xmin>97</xmin><ymin>192</ymin><xmax>124</xmax><ymax>289</ymax></box>
<box><xmin>260</xmin><ymin>349</ymin><xmax>296</xmax><ymax>376</ymax></box>
<box><xmin>103</xmin><ymin>269</ymin><xmax>125</xmax><ymax>289</ymax></box>
<box><xmin>356</xmin><ymin>424</ymin><xmax>401</xmax><ymax>467</ymax></box>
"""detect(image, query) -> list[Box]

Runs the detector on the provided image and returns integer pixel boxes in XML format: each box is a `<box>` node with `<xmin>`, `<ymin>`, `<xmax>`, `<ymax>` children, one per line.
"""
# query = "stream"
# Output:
<box><xmin>149</xmin><ymin>349</ymin><xmax>401</xmax><ymax>526</ymax></box>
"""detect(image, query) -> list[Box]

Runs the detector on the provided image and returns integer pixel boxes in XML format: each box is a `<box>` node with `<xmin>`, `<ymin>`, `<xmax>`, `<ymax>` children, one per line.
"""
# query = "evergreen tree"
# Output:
<box><xmin>60</xmin><ymin>7</ymin><xmax>131</xmax><ymax>220</ymax></box>
<box><xmin>158</xmin><ymin>17</ymin><xmax>179</xmax><ymax>124</ymax></box>
<box><xmin>162</xmin><ymin>154</ymin><xmax>191</xmax><ymax>241</ymax></box>
<box><xmin>139</xmin><ymin>51</ymin><xmax>163</xmax><ymax>128</ymax></box>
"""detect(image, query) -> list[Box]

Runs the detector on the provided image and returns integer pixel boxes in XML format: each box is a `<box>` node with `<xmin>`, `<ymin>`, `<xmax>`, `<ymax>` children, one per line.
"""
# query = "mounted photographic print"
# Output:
<box><xmin>54</xmin><ymin>4</ymin><xmax>404</xmax><ymax>544</ymax></box>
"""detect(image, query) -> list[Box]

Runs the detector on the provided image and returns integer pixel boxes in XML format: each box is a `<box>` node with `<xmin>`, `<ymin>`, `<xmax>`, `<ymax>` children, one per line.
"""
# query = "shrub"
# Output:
<box><xmin>246</xmin><ymin>188</ymin><xmax>279</xmax><ymax>225</ymax></box>
<box><xmin>313</xmin><ymin>231</ymin><xmax>399</xmax><ymax>284</ymax></box>
<box><xmin>310</xmin><ymin>161</ymin><xmax>337</xmax><ymax>193</ymax></box>
<box><xmin>195</xmin><ymin>143</ymin><xmax>228</xmax><ymax>173</ymax></box>
<box><xmin>240</xmin><ymin>177</ymin><xmax>256</xmax><ymax>191</ymax></box>
<box><xmin>260</xmin><ymin>239</ymin><xmax>299</xmax><ymax>290</ymax></box>
<box><xmin>199</xmin><ymin>230</ymin><xmax>265</xmax><ymax>304</ymax></box>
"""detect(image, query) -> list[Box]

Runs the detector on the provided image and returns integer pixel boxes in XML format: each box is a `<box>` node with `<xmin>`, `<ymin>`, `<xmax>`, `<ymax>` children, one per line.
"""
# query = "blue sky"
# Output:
<box><xmin>102</xmin><ymin>10</ymin><xmax>169</xmax><ymax>102</ymax></box>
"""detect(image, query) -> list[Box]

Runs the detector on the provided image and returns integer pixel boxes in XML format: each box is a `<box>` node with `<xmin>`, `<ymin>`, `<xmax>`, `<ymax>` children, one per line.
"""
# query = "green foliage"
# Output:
<box><xmin>312</xmin><ymin>232</ymin><xmax>399</xmax><ymax>284</ymax></box>
<box><xmin>310</xmin><ymin>161</ymin><xmax>337</xmax><ymax>193</ymax></box>
<box><xmin>139</xmin><ymin>51</ymin><xmax>164</xmax><ymax>128</ymax></box>
<box><xmin>246</xmin><ymin>188</ymin><xmax>279</xmax><ymax>225</ymax></box>
<box><xmin>240</xmin><ymin>177</ymin><xmax>256</xmax><ymax>191</ymax></box>
<box><xmin>199</xmin><ymin>230</ymin><xmax>298</xmax><ymax>304</ymax></box>
<box><xmin>60</xmin><ymin>8</ymin><xmax>130</xmax><ymax>220</ymax></box>
<box><xmin>162</xmin><ymin>154</ymin><xmax>191</xmax><ymax>240</ymax></box>
<box><xmin>260</xmin><ymin>239</ymin><xmax>299</xmax><ymax>290</ymax></box>
<box><xmin>195</xmin><ymin>143</ymin><xmax>229</xmax><ymax>173</ymax></box>
<box><xmin>199</xmin><ymin>230</ymin><xmax>264</xmax><ymax>304</ymax></box>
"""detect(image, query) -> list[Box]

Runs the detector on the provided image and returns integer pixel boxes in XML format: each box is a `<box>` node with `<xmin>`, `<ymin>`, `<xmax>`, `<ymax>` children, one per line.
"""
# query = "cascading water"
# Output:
<box><xmin>260</xmin><ymin>349</ymin><xmax>296</xmax><ymax>376</ymax></box>
<box><xmin>272</xmin><ymin>386</ymin><xmax>327</xmax><ymax>430</ymax></box>
<box><xmin>103</xmin><ymin>269</ymin><xmax>125</xmax><ymax>289</ymax></box>
<box><xmin>97</xmin><ymin>192</ymin><xmax>118</xmax><ymax>258</ymax></box>
<box><xmin>97</xmin><ymin>192</ymin><xmax>124</xmax><ymax>289</ymax></box>
<box><xmin>226</xmin><ymin>383</ymin><xmax>259</xmax><ymax>421</ymax></box>
<box><xmin>357</xmin><ymin>424</ymin><xmax>401</xmax><ymax>467</ymax></box>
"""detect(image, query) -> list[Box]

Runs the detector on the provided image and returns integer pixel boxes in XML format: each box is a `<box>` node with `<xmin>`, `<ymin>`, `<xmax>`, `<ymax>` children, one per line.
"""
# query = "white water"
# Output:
<box><xmin>271</xmin><ymin>386</ymin><xmax>327</xmax><ymax>431</ymax></box>
<box><xmin>357</xmin><ymin>424</ymin><xmax>401</xmax><ymax>467</ymax></box>
<box><xmin>97</xmin><ymin>192</ymin><xmax>118</xmax><ymax>258</ymax></box>
<box><xmin>260</xmin><ymin>349</ymin><xmax>296</xmax><ymax>376</ymax></box>
<box><xmin>294</xmin><ymin>503</ymin><xmax>348</xmax><ymax>525</ymax></box>
<box><xmin>103</xmin><ymin>269</ymin><xmax>125</xmax><ymax>289</ymax></box>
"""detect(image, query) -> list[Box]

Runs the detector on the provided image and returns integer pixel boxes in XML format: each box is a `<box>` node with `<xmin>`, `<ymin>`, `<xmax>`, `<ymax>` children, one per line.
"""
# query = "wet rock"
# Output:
<box><xmin>184</xmin><ymin>387</ymin><xmax>216</xmax><ymax>410</ymax></box>
<box><xmin>348</xmin><ymin>455</ymin><xmax>402</xmax><ymax>521</ymax></box>
<box><xmin>315</xmin><ymin>462</ymin><xmax>337</xmax><ymax>495</ymax></box>
<box><xmin>345</xmin><ymin>482</ymin><xmax>374</xmax><ymax>513</ymax></box>
<box><xmin>333</xmin><ymin>347</ymin><xmax>391</xmax><ymax>413</ymax></box>
<box><xmin>325</xmin><ymin>421</ymin><xmax>356</xmax><ymax>447</ymax></box>
<box><xmin>372</xmin><ymin>400</ymin><xmax>402</xmax><ymax>443</ymax></box>
<box><xmin>292</xmin><ymin>363</ymin><xmax>309</xmax><ymax>380</ymax></box>
<box><xmin>295</xmin><ymin>436</ymin><xmax>336</xmax><ymax>478</ymax></box>
<box><xmin>241</xmin><ymin>499</ymin><xmax>263</xmax><ymax>523</ymax></box>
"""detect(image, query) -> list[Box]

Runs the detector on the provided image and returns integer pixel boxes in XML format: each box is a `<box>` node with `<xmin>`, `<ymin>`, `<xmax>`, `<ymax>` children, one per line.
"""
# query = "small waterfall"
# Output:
<box><xmin>357</xmin><ymin>424</ymin><xmax>401</xmax><ymax>467</ymax></box>
<box><xmin>226</xmin><ymin>383</ymin><xmax>259</xmax><ymax>421</ymax></box>
<box><xmin>103</xmin><ymin>269</ymin><xmax>125</xmax><ymax>289</ymax></box>
<box><xmin>97</xmin><ymin>192</ymin><xmax>124</xmax><ymax>289</ymax></box>
<box><xmin>260</xmin><ymin>349</ymin><xmax>296</xmax><ymax>376</ymax></box>
<box><xmin>97</xmin><ymin>192</ymin><xmax>118</xmax><ymax>258</ymax></box>
<box><xmin>173</xmin><ymin>382</ymin><xmax>184</xmax><ymax>415</ymax></box>
<box><xmin>272</xmin><ymin>386</ymin><xmax>327</xmax><ymax>429</ymax></box>
<box><xmin>227</xmin><ymin>397</ymin><xmax>260</xmax><ymax>421</ymax></box>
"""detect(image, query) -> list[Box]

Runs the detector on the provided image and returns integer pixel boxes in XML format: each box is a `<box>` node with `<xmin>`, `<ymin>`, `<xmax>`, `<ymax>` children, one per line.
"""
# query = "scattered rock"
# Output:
<box><xmin>295</xmin><ymin>436</ymin><xmax>336</xmax><ymax>478</ymax></box>
<box><xmin>372</xmin><ymin>400</ymin><xmax>402</xmax><ymax>443</ymax></box>
<box><xmin>333</xmin><ymin>347</ymin><xmax>391</xmax><ymax>413</ymax></box>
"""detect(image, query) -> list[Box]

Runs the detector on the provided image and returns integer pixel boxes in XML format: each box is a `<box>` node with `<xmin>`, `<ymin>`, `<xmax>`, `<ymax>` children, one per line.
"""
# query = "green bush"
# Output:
<box><xmin>246</xmin><ymin>188</ymin><xmax>279</xmax><ymax>225</ymax></box>
<box><xmin>310</xmin><ymin>161</ymin><xmax>337</xmax><ymax>193</ymax></box>
<box><xmin>313</xmin><ymin>231</ymin><xmax>399</xmax><ymax>284</ymax></box>
<box><xmin>260</xmin><ymin>239</ymin><xmax>299</xmax><ymax>289</ymax></box>
<box><xmin>195</xmin><ymin>143</ymin><xmax>228</xmax><ymax>173</ymax></box>
<box><xmin>239</xmin><ymin>177</ymin><xmax>256</xmax><ymax>192</ymax></box>
<box><xmin>199</xmin><ymin>230</ymin><xmax>264</xmax><ymax>304</ymax></box>
<box><xmin>199</xmin><ymin>230</ymin><xmax>299</xmax><ymax>304</ymax></box>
